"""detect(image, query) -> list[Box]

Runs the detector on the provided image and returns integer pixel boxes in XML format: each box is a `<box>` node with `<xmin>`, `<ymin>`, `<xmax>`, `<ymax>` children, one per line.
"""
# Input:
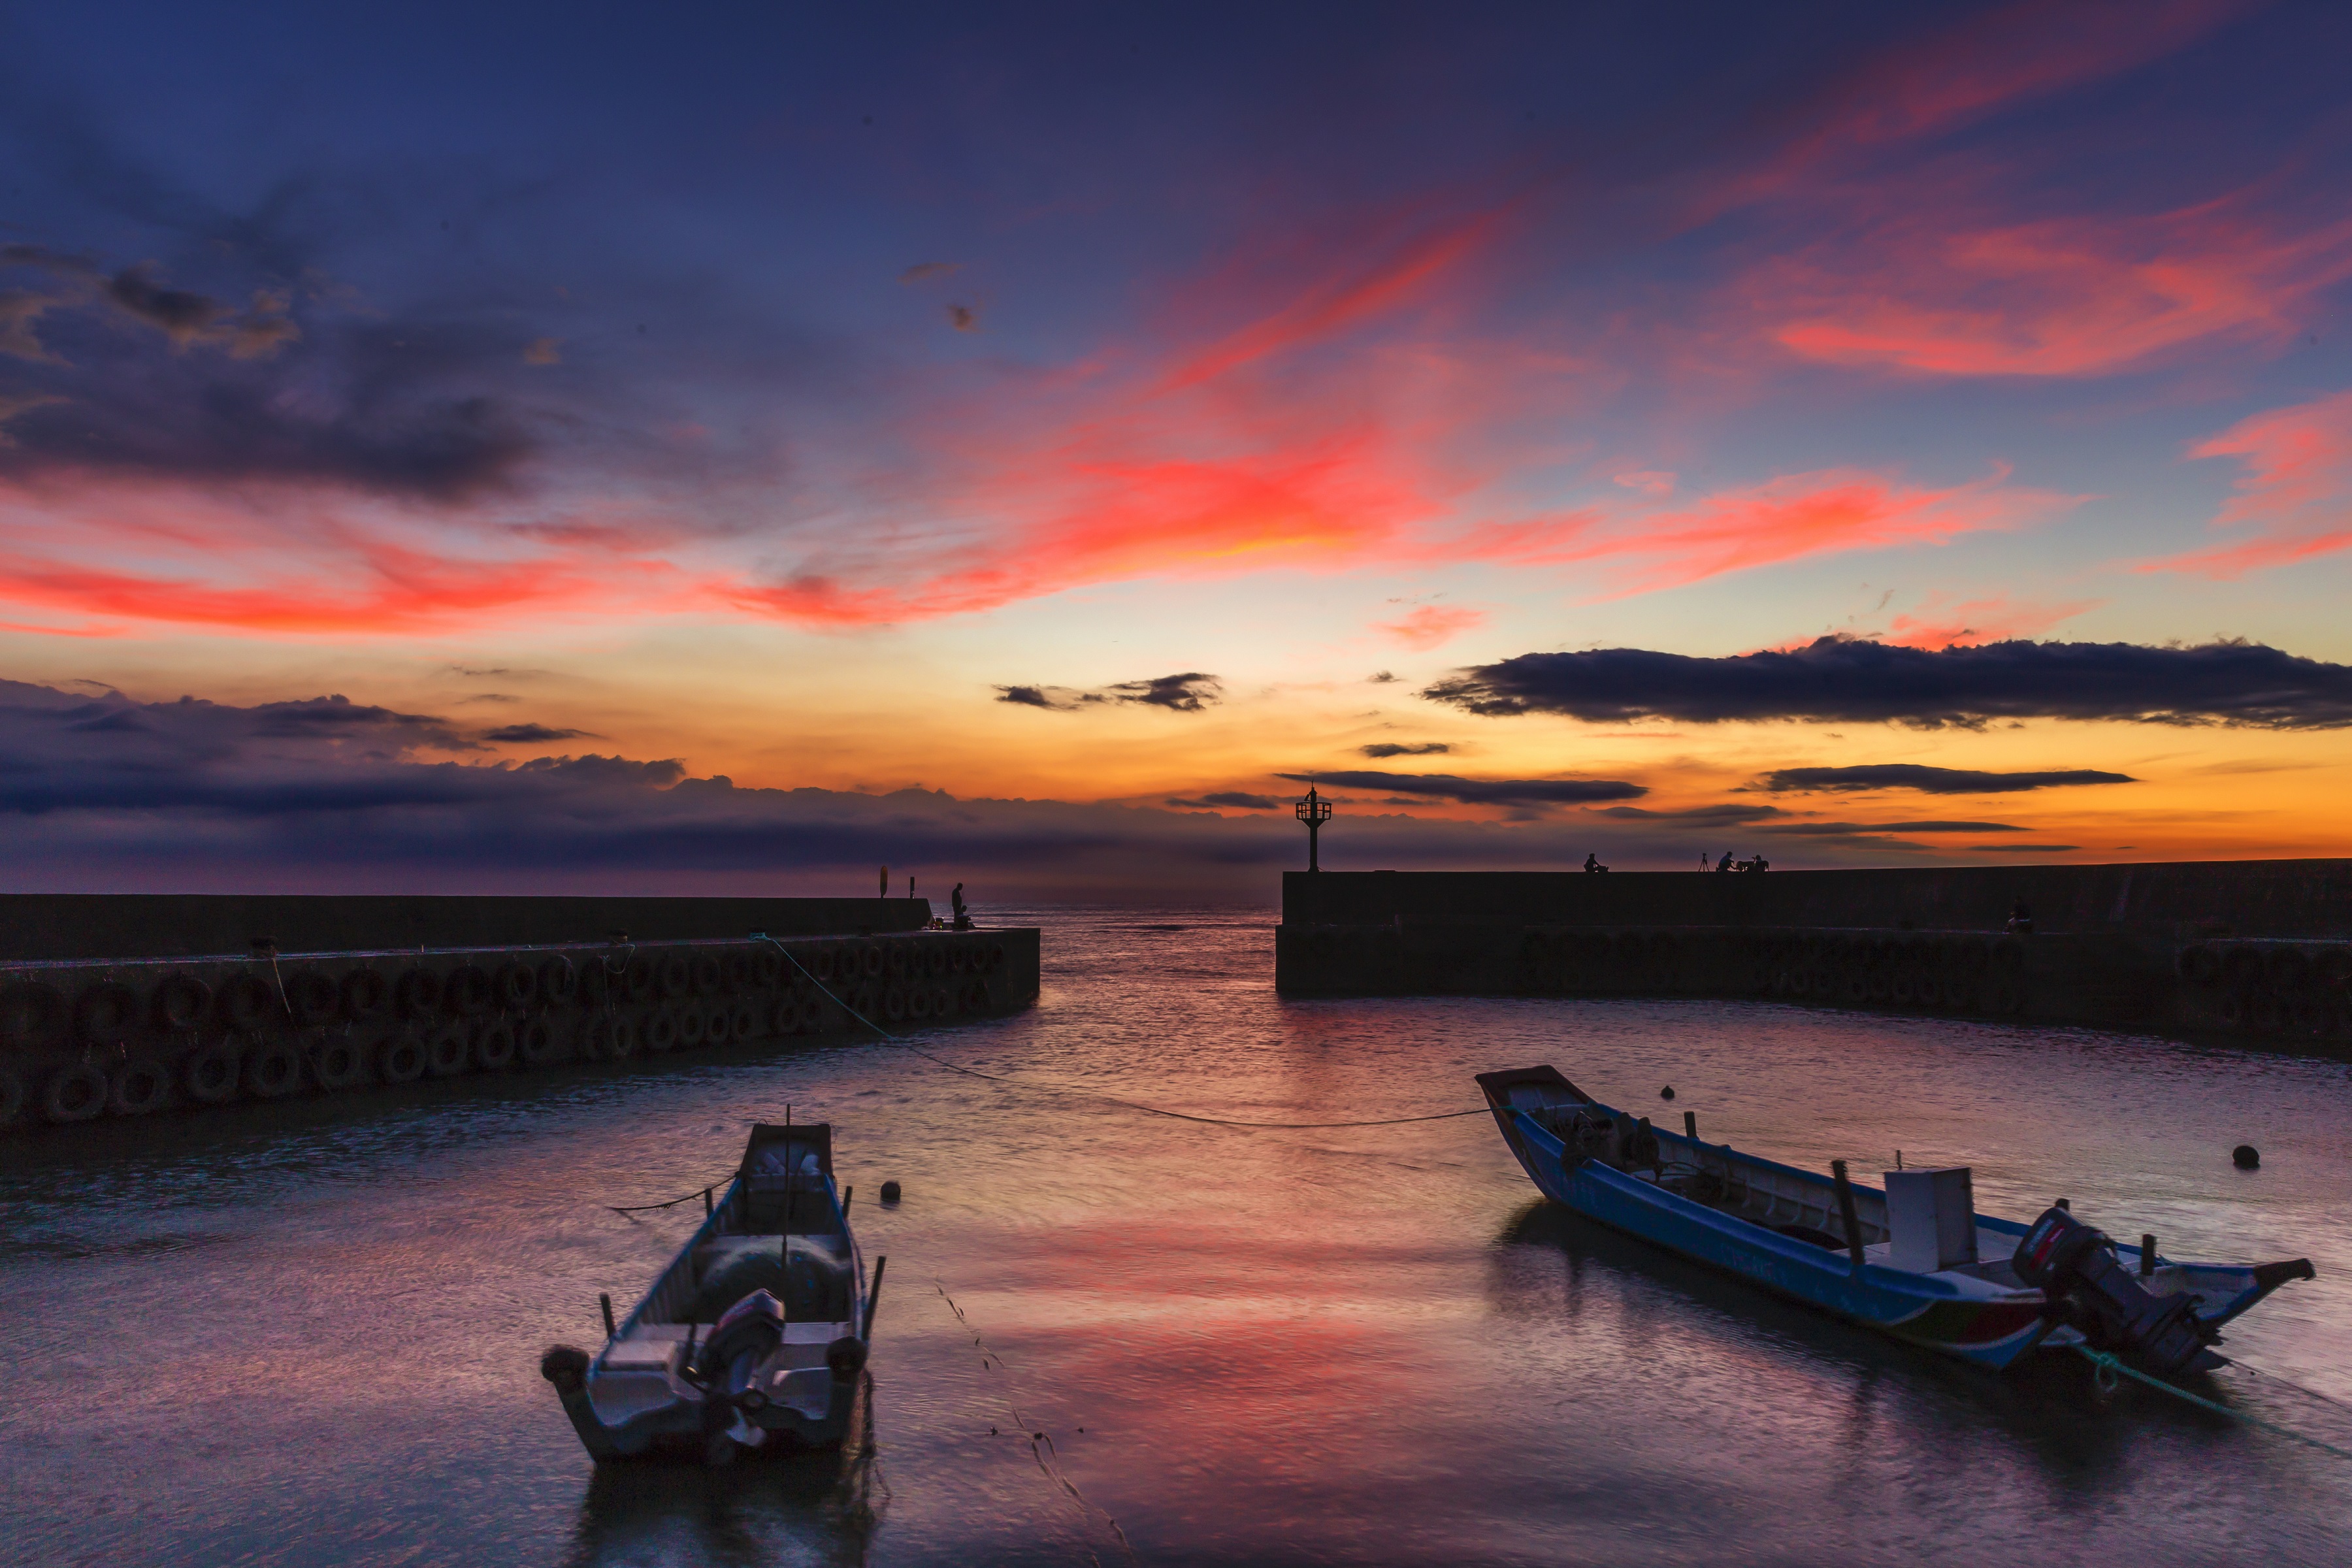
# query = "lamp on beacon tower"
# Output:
<box><xmin>1294</xmin><ymin>785</ymin><xmax>1333</xmax><ymax>872</ymax></box>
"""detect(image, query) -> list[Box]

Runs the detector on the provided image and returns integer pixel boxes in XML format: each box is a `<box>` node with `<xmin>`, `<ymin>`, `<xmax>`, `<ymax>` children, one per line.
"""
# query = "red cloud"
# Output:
<box><xmin>731</xmin><ymin>423</ymin><xmax>1453</xmax><ymax>625</ymax></box>
<box><xmin>2141</xmin><ymin>389</ymin><xmax>2352</xmax><ymax>577</ymax></box>
<box><xmin>1158</xmin><ymin>206</ymin><xmax>1513</xmax><ymax>393</ymax></box>
<box><xmin>1454</xmin><ymin>467</ymin><xmax>2072</xmax><ymax>597</ymax></box>
<box><xmin>0</xmin><ymin>477</ymin><xmax>706</xmax><ymax>636</ymax></box>
<box><xmin>1714</xmin><ymin>0</ymin><xmax>2259</xmax><ymax>213</ymax></box>
<box><xmin>1755</xmin><ymin>197</ymin><xmax>2352</xmax><ymax>378</ymax></box>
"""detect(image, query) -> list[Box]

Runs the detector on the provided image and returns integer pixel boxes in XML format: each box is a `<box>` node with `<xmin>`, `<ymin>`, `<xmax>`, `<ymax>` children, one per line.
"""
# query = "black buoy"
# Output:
<box><xmin>1660</xmin><ymin>1086</ymin><xmax>1675</xmax><ymax>1101</ymax></box>
<box><xmin>879</xmin><ymin>1180</ymin><xmax>903</xmax><ymax>1203</ymax></box>
<box><xmin>2233</xmin><ymin>1144</ymin><xmax>2261</xmax><ymax>1169</ymax></box>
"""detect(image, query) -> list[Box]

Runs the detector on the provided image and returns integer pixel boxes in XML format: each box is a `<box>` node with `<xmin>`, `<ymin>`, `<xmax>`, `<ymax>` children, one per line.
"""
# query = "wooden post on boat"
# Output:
<box><xmin>1683</xmin><ymin>1111</ymin><xmax>1697</xmax><ymax>1140</ymax></box>
<box><xmin>863</xmin><ymin>1255</ymin><xmax>887</xmax><ymax>1341</ymax></box>
<box><xmin>2142</xmin><ymin>1233</ymin><xmax>2157</xmax><ymax>1277</ymax></box>
<box><xmin>600</xmin><ymin>1292</ymin><xmax>616</xmax><ymax>1338</ymax></box>
<box><xmin>1831</xmin><ymin>1160</ymin><xmax>1866</xmax><ymax>1273</ymax></box>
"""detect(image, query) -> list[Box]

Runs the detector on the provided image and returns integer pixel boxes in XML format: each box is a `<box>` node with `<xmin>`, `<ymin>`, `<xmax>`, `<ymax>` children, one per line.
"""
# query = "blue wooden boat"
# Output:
<box><xmin>539</xmin><ymin>1121</ymin><xmax>878</xmax><ymax>1463</ymax></box>
<box><xmin>1478</xmin><ymin>1066</ymin><xmax>2314</xmax><ymax>1373</ymax></box>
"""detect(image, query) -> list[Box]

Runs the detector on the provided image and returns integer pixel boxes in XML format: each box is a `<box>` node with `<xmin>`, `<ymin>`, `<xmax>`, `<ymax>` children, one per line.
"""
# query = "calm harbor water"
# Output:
<box><xmin>5</xmin><ymin>907</ymin><xmax>2351</xmax><ymax>1567</ymax></box>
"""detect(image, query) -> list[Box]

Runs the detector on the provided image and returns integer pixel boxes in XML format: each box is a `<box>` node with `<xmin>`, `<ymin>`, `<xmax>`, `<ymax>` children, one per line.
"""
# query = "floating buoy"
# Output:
<box><xmin>880</xmin><ymin>1180</ymin><xmax>902</xmax><ymax>1203</ymax></box>
<box><xmin>2233</xmin><ymin>1144</ymin><xmax>2261</xmax><ymax>1169</ymax></box>
<box><xmin>1659</xmin><ymin>1086</ymin><xmax>1675</xmax><ymax>1101</ymax></box>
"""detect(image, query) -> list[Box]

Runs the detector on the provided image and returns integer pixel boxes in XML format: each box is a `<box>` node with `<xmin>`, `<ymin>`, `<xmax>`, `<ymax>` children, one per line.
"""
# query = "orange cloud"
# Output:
<box><xmin>1373</xmin><ymin>604</ymin><xmax>1486</xmax><ymax>650</ymax></box>
<box><xmin>2142</xmin><ymin>389</ymin><xmax>2352</xmax><ymax>576</ymax></box>
<box><xmin>1882</xmin><ymin>593</ymin><xmax>2100</xmax><ymax>648</ymax></box>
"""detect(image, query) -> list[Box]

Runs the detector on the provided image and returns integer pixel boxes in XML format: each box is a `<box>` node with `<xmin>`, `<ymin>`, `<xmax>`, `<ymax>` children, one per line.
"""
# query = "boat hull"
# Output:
<box><xmin>1500</xmin><ymin>1107</ymin><xmax>2054</xmax><ymax>1369</ymax></box>
<box><xmin>547</xmin><ymin>1120</ymin><xmax>874</xmax><ymax>1464</ymax></box>
<box><xmin>551</xmin><ymin>1358</ymin><xmax>860</xmax><ymax>1462</ymax></box>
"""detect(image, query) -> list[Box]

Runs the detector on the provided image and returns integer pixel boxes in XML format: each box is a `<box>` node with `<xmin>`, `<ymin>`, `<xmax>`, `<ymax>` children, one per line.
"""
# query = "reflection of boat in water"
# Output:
<box><xmin>541</xmin><ymin>1121</ymin><xmax>877</xmax><ymax>1463</ymax></box>
<box><xmin>1478</xmin><ymin>1066</ymin><xmax>2313</xmax><ymax>1373</ymax></box>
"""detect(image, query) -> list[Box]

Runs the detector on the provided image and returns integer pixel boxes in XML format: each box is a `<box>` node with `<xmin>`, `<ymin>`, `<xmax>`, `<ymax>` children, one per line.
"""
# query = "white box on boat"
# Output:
<box><xmin>1883</xmin><ymin>1168</ymin><xmax>1978</xmax><ymax>1273</ymax></box>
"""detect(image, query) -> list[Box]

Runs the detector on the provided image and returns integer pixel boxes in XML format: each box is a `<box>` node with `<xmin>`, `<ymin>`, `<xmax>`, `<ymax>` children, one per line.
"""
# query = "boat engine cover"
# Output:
<box><xmin>2014</xmin><ymin>1207</ymin><xmax>2217</xmax><ymax>1374</ymax></box>
<box><xmin>698</xmin><ymin>1288</ymin><xmax>787</xmax><ymax>1382</ymax></box>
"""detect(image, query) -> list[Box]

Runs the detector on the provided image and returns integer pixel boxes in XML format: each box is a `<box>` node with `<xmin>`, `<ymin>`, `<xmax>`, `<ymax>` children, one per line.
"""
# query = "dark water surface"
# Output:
<box><xmin>6</xmin><ymin>908</ymin><xmax>2352</xmax><ymax>1566</ymax></box>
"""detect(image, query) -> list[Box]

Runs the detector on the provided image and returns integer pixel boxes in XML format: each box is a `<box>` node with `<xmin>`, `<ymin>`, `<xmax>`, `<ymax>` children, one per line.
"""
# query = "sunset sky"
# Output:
<box><xmin>4</xmin><ymin>0</ymin><xmax>2351</xmax><ymax>899</ymax></box>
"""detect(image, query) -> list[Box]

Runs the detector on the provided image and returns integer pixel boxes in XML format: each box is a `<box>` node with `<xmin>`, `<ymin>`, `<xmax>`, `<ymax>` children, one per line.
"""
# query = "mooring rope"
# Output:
<box><xmin>753</xmin><ymin>934</ymin><xmax>1493</xmax><ymax>1131</ymax></box>
<box><xmin>933</xmin><ymin>1275</ymin><xmax>1139</xmax><ymax>1566</ymax></box>
<box><xmin>2072</xmin><ymin>1345</ymin><xmax>2352</xmax><ymax>1462</ymax></box>
<box><xmin>606</xmin><ymin>1186</ymin><xmax>718</xmax><ymax>1216</ymax></box>
<box><xmin>605</xmin><ymin>940</ymin><xmax>1491</xmax><ymax>1215</ymax></box>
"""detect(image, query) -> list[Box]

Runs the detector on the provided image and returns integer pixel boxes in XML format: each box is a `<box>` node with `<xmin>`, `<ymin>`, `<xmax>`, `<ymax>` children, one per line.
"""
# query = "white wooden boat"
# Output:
<box><xmin>540</xmin><ymin>1121</ymin><xmax>877</xmax><ymax>1463</ymax></box>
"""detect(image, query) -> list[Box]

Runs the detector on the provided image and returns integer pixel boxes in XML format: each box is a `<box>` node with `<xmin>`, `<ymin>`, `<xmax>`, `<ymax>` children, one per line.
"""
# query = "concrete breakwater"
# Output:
<box><xmin>1277</xmin><ymin>864</ymin><xmax>2352</xmax><ymax>1042</ymax></box>
<box><xmin>0</xmin><ymin>896</ymin><xmax>1041</xmax><ymax>1133</ymax></box>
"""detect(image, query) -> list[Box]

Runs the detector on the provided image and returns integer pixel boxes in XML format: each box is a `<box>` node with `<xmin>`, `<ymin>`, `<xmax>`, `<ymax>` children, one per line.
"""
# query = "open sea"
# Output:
<box><xmin>5</xmin><ymin>906</ymin><xmax>2351</xmax><ymax>1566</ymax></box>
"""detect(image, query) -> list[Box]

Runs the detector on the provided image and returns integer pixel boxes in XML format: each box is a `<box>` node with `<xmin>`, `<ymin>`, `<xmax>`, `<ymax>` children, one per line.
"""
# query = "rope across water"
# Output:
<box><xmin>2072</xmin><ymin>1346</ymin><xmax>2352</xmax><ymax>1462</ymax></box>
<box><xmin>602</xmin><ymin>934</ymin><xmax>1492</xmax><ymax>1215</ymax></box>
<box><xmin>756</xmin><ymin>934</ymin><xmax>1493</xmax><ymax>1130</ymax></box>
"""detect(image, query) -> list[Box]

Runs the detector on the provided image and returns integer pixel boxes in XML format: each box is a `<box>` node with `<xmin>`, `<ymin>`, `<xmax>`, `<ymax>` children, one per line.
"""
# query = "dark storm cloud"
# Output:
<box><xmin>0</xmin><ymin>242</ymin><xmax>539</xmax><ymax>499</ymax></box>
<box><xmin>481</xmin><ymin>723</ymin><xmax>593</xmax><ymax>744</ymax></box>
<box><xmin>1594</xmin><ymin>804</ymin><xmax>1782</xmax><ymax>823</ymax></box>
<box><xmin>2</xmin><ymin>244</ymin><xmax>300</xmax><ymax>357</ymax></box>
<box><xmin>1756</xmin><ymin>765</ymin><xmax>2135</xmax><ymax>794</ymax></box>
<box><xmin>1755</xmin><ymin>820</ymin><xmax>2024</xmax><ymax>835</ymax></box>
<box><xmin>1360</xmin><ymin>742</ymin><xmax>1450</xmax><ymax>758</ymax></box>
<box><xmin>1113</xmin><ymin>673</ymin><xmax>1220</xmax><ymax>711</ymax></box>
<box><xmin>0</xmin><ymin>679</ymin><xmax>2054</xmax><ymax>896</ymax></box>
<box><xmin>994</xmin><ymin>673</ymin><xmax>1222</xmax><ymax>713</ymax></box>
<box><xmin>1424</xmin><ymin>638</ymin><xmax>2352</xmax><ymax>730</ymax></box>
<box><xmin>1277</xmin><ymin>770</ymin><xmax>1645</xmax><ymax>806</ymax></box>
<box><xmin>104</xmin><ymin>261</ymin><xmax>222</xmax><ymax>338</ymax></box>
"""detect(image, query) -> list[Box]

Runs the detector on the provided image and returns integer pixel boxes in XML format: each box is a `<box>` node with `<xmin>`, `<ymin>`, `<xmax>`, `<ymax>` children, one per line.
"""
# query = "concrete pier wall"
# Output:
<box><xmin>1277</xmin><ymin>864</ymin><xmax>2352</xmax><ymax>1043</ymax></box>
<box><xmin>0</xmin><ymin>896</ymin><xmax>1039</xmax><ymax>1134</ymax></box>
<box><xmin>0</xmin><ymin>893</ymin><xmax>936</xmax><ymax>963</ymax></box>
<box><xmin>1281</xmin><ymin>861</ymin><xmax>2352</xmax><ymax>939</ymax></box>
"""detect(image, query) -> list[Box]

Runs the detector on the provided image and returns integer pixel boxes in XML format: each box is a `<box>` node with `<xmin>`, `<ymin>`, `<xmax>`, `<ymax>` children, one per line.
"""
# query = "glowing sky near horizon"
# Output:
<box><xmin>2</xmin><ymin>0</ymin><xmax>2349</xmax><ymax>891</ymax></box>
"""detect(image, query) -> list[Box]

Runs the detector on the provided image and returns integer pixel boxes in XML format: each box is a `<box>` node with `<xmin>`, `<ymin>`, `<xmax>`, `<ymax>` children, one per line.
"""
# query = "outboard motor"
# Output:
<box><xmin>2014</xmin><ymin>1207</ymin><xmax>2219</xmax><ymax>1374</ymax></box>
<box><xmin>697</xmin><ymin>1287</ymin><xmax>787</xmax><ymax>1392</ymax></box>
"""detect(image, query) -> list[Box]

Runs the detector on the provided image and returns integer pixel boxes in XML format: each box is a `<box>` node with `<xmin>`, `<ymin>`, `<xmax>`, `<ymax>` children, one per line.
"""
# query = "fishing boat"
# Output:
<box><xmin>540</xmin><ymin>1120</ymin><xmax>879</xmax><ymax>1463</ymax></box>
<box><xmin>1478</xmin><ymin>1066</ymin><xmax>2314</xmax><ymax>1373</ymax></box>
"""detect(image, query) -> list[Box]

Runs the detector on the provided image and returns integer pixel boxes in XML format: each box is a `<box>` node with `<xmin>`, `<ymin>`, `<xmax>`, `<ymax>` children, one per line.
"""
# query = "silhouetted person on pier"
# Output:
<box><xmin>1716</xmin><ymin>850</ymin><xmax>1735</xmax><ymax>873</ymax></box>
<box><xmin>951</xmin><ymin>883</ymin><xmax>971</xmax><ymax>928</ymax></box>
<box><xmin>2006</xmin><ymin>898</ymin><xmax>2034</xmax><ymax>934</ymax></box>
<box><xmin>1584</xmin><ymin>853</ymin><xmax>1608</xmax><ymax>874</ymax></box>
